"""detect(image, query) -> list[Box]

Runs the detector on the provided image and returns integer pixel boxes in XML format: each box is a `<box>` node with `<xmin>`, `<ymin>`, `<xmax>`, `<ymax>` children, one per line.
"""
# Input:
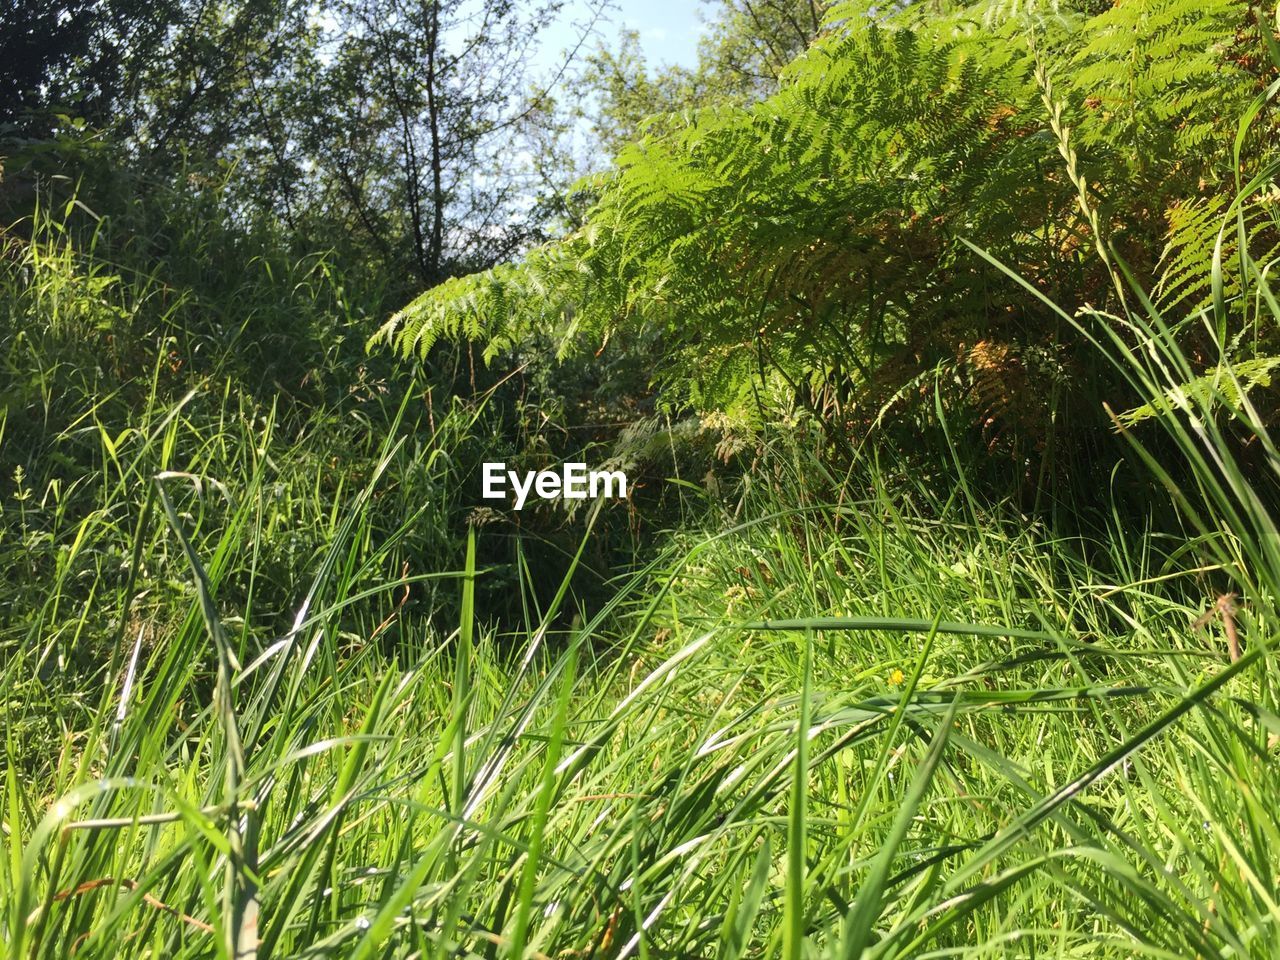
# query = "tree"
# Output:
<box><xmin>0</xmin><ymin>0</ymin><xmax>179</xmax><ymax>132</ymax></box>
<box><xmin>694</xmin><ymin>0</ymin><xmax>827</xmax><ymax>100</ymax></box>
<box><xmin>5</xmin><ymin>0</ymin><xmax>605</xmax><ymax>297</ymax></box>
<box><xmin>571</xmin><ymin>0</ymin><xmax>830</xmax><ymax>160</ymax></box>
<box><xmin>291</xmin><ymin>0</ymin><xmax>593</xmax><ymax>286</ymax></box>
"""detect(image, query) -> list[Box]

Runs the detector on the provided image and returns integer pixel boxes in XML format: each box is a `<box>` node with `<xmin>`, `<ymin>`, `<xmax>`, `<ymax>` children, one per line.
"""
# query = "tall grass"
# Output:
<box><xmin>5</xmin><ymin>406</ymin><xmax>1277</xmax><ymax>958</ymax></box>
<box><xmin>4</xmin><ymin>153</ymin><xmax>1280</xmax><ymax>960</ymax></box>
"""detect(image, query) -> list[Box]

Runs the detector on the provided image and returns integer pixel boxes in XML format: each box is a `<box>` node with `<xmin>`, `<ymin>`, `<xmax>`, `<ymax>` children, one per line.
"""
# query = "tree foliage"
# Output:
<box><xmin>570</xmin><ymin>1</ymin><xmax>829</xmax><ymax>166</ymax></box>
<box><xmin>0</xmin><ymin>0</ymin><xmax>181</xmax><ymax>132</ymax></box>
<box><xmin>4</xmin><ymin>0</ymin><xmax>600</xmax><ymax>293</ymax></box>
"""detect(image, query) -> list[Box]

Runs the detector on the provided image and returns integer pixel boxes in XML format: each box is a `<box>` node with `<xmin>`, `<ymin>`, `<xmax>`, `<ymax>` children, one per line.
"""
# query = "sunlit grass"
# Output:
<box><xmin>4</xmin><ymin>386</ymin><xmax>1276</xmax><ymax>957</ymax></box>
<box><xmin>3</xmin><ymin>157</ymin><xmax>1280</xmax><ymax>960</ymax></box>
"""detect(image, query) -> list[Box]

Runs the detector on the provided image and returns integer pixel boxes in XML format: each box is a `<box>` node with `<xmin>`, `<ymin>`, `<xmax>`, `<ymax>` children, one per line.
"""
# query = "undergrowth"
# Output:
<box><xmin>3</xmin><ymin>247</ymin><xmax>1279</xmax><ymax>954</ymax></box>
<box><xmin>4</xmin><ymin>16</ymin><xmax>1280</xmax><ymax>957</ymax></box>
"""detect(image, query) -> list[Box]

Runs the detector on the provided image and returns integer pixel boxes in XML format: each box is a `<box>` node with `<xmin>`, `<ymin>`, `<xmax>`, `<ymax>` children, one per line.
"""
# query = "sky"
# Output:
<box><xmin>530</xmin><ymin>0</ymin><xmax>709</xmax><ymax>76</ymax></box>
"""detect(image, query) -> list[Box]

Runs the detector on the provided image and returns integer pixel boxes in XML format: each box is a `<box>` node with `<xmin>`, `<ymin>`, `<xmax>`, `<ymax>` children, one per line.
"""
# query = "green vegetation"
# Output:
<box><xmin>5</xmin><ymin>0</ymin><xmax>1280</xmax><ymax>957</ymax></box>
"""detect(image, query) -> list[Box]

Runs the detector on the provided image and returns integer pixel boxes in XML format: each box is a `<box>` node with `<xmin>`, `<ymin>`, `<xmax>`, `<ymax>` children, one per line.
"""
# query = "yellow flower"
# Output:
<box><xmin>888</xmin><ymin>668</ymin><xmax>905</xmax><ymax>686</ymax></box>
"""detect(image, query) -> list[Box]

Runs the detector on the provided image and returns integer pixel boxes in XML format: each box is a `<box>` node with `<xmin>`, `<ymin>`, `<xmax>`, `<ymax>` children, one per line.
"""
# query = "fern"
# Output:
<box><xmin>369</xmin><ymin>236</ymin><xmax>596</xmax><ymax>362</ymax></box>
<box><xmin>1115</xmin><ymin>355</ymin><xmax>1280</xmax><ymax>426</ymax></box>
<box><xmin>1069</xmin><ymin>0</ymin><xmax>1247</xmax><ymax>167</ymax></box>
<box><xmin>375</xmin><ymin>0</ymin><xmax>1273</xmax><ymax>442</ymax></box>
<box><xmin>1155</xmin><ymin>195</ymin><xmax>1280</xmax><ymax>314</ymax></box>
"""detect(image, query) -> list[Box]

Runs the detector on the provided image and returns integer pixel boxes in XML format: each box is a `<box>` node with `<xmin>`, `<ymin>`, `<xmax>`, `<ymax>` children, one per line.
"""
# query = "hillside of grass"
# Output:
<box><xmin>6</xmin><ymin>1</ymin><xmax>1280</xmax><ymax>958</ymax></box>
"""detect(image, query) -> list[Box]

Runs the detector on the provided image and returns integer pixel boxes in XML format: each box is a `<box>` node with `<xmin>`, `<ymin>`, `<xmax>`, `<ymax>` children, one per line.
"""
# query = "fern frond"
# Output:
<box><xmin>1116</xmin><ymin>356</ymin><xmax>1280</xmax><ymax>427</ymax></box>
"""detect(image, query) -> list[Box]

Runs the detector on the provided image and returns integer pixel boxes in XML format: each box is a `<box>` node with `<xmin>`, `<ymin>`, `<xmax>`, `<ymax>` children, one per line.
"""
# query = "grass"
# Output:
<box><xmin>4</xmin><ymin>412</ymin><xmax>1277</xmax><ymax>957</ymax></box>
<box><xmin>4</xmin><ymin>175</ymin><xmax>1280</xmax><ymax>959</ymax></box>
